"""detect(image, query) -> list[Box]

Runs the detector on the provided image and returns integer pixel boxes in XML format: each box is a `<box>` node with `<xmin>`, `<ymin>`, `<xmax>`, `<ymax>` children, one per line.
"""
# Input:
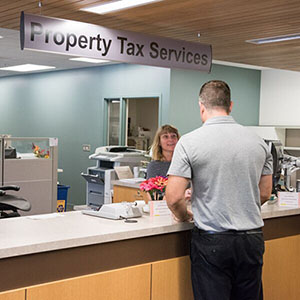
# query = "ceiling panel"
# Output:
<box><xmin>1</xmin><ymin>0</ymin><xmax>300</xmax><ymax>75</ymax></box>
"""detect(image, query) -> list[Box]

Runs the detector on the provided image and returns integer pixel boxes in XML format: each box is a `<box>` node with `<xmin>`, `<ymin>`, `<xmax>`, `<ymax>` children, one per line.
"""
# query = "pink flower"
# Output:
<box><xmin>139</xmin><ymin>176</ymin><xmax>168</xmax><ymax>200</ymax></box>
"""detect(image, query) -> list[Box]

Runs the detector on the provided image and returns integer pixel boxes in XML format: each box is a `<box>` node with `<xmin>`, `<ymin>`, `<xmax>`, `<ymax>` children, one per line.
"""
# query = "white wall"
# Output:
<box><xmin>135</xmin><ymin>98</ymin><xmax>158</xmax><ymax>143</ymax></box>
<box><xmin>128</xmin><ymin>98</ymin><xmax>159</xmax><ymax>144</ymax></box>
<box><xmin>260</xmin><ymin>69</ymin><xmax>300</xmax><ymax>126</ymax></box>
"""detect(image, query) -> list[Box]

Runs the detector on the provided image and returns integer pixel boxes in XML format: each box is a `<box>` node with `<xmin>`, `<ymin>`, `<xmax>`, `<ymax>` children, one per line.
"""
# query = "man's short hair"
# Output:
<box><xmin>199</xmin><ymin>80</ymin><xmax>231</xmax><ymax>113</ymax></box>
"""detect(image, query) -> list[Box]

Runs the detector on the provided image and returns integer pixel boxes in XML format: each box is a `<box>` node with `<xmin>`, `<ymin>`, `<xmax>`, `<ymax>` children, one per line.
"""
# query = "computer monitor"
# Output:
<box><xmin>264</xmin><ymin>139</ymin><xmax>283</xmax><ymax>193</ymax></box>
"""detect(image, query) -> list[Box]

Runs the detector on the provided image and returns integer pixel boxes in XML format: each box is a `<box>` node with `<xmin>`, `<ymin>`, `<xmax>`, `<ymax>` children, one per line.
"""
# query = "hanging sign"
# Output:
<box><xmin>20</xmin><ymin>12</ymin><xmax>212</xmax><ymax>72</ymax></box>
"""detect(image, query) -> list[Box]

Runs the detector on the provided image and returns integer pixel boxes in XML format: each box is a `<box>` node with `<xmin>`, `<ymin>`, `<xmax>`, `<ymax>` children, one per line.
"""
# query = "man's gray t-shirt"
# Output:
<box><xmin>168</xmin><ymin>116</ymin><xmax>273</xmax><ymax>232</ymax></box>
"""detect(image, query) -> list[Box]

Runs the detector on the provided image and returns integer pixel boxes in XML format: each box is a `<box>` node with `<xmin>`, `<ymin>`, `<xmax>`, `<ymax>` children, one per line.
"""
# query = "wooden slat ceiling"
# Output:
<box><xmin>1</xmin><ymin>0</ymin><xmax>300</xmax><ymax>71</ymax></box>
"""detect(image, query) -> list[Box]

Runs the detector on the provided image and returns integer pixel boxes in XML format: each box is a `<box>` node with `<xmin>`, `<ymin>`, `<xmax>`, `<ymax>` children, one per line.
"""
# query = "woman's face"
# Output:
<box><xmin>159</xmin><ymin>132</ymin><xmax>178</xmax><ymax>153</ymax></box>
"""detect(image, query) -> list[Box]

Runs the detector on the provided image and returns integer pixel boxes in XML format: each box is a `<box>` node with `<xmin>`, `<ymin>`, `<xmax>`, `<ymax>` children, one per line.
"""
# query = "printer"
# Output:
<box><xmin>81</xmin><ymin>146</ymin><xmax>146</xmax><ymax>209</ymax></box>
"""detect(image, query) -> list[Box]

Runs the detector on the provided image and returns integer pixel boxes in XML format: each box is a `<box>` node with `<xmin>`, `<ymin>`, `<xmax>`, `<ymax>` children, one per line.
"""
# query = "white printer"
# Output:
<box><xmin>81</xmin><ymin>146</ymin><xmax>146</xmax><ymax>209</ymax></box>
<box><xmin>82</xmin><ymin>202</ymin><xmax>142</xmax><ymax>220</ymax></box>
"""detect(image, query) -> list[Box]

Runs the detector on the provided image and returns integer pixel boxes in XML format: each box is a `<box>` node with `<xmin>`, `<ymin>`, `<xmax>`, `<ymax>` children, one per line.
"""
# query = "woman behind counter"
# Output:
<box><xmin>146</xmin><ymin>124</ymin><xmax>180</xmax><ymax>179</ymax></box>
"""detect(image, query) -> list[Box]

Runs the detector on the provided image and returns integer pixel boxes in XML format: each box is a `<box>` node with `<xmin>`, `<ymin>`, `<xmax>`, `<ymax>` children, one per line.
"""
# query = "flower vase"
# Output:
<box><xmin>151</xmin><ymin>191</ymin><xmax>164</xmax><ymax>201</ymax></box>
<box><xmin>149</xmin><ymin>199</ymin><xmax>171</xmax><ymax>217</ymax></box>
<box><xmin>139</xmin><ymin>176</ymin><xmax>169</xmax><ymax>215</ymax></box>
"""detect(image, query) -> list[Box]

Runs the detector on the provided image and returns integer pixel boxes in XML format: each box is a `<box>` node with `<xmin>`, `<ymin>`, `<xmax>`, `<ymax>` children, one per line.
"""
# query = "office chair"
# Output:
<box><xmin>0</xmin><ymin>185</ymin><xmax>31</xmax><ymax>218</ymax></box>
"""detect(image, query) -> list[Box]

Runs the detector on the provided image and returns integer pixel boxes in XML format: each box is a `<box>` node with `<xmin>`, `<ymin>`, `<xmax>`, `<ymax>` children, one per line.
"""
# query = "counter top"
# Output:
<box><xmin>0</xmin><ymin>211</ymin><xmax>193</xmax><ymax>259</ymax></box>
<box><xmin>261</xmin><ymin>201</ymin><xmax>300</xmax><ymax>219</ymax></box>
<box><xmin>111</xmin><ymin>179</ymin><xmax>143</xmax><ymax>189</ymax></box>
<box><xmin>0</xmin><ymin>201</ymin><xmax>299</xmax><ymax>260</ymax></box>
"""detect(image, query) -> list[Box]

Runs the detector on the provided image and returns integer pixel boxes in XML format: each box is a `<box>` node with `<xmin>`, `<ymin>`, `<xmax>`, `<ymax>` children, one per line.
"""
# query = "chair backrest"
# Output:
<box><xmin>0</xmin><ymin>186</ymin><xmax>31</xmax><ymax>218</ymax></box>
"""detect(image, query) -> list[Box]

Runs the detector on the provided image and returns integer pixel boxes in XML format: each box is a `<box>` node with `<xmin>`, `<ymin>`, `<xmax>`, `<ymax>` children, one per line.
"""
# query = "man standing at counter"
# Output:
<box><xmin>166</xmin><ymin>80</ymin><xmax>273</xmax><ymax>300</ymax></box>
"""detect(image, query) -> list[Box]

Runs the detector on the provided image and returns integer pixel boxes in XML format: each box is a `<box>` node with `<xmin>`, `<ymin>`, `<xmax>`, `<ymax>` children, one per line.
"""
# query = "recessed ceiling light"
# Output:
<box><xmin>246</xmin><ymin>33</ymin><xmax>300</xmax><ymax>44</ymax></box>
<box><xmin>0</xmin><ymin>64</ymin><xmax>56</xmax><ymax>72</ymax></box>
<box><xmin>69</xmin><ymin>57</ymin><xmax>109</xmax><ymax>64</ymax></box>
<box><xmin>81</xmin><ymin>0</ymin><xmax>162</xmax><ymax>14</ymax></box>
<box><xmin>0</xmin><ymin>36</ymin><xmax>3</xmax><ymax>39</ymax></box>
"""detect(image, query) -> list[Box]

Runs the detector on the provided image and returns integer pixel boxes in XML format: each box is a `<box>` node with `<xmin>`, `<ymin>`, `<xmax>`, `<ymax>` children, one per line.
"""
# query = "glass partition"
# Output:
<box><xmin>1</xmin><ymin>137</ymin><xmax>51</xmax><ymax>159</ymax></box>
<box><xmin>108</xmin><ymin>100</ymin><xmax>120</xmax><ymax>145</ymax></box>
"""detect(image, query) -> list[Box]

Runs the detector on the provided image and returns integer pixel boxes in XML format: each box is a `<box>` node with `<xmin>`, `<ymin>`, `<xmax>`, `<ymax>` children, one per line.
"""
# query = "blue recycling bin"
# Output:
<box><xmin>57</xmin><ymin>184</ymin><xmax>70</xmax><ymax>212</ymax></box>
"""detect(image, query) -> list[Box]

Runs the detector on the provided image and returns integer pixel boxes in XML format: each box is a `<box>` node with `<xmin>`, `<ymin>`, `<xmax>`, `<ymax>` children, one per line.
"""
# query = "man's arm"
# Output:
<box><xmin>259</xmin><ymin>174</ymin><xmax>272</xmax><ymax>205</ymax></box>
<box><xmin>166</xmin><ymin>175</ymin><xmax>193</xmax><ymax>222</ymax></box>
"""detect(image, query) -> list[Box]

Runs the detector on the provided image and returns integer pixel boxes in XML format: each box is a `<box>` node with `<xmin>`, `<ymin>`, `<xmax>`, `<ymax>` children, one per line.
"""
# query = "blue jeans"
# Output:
<box><xmin>190</xmin><ymin>227</ymin><xmax>265</xmax><ymax>300</ymax></box>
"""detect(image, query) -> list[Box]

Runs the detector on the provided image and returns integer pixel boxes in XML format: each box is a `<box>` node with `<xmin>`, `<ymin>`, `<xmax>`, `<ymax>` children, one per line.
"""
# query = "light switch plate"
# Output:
<box><xmin>83</xmin><ymin>144</ymin><xmax>91</xmax><ymax>152</ymax></box>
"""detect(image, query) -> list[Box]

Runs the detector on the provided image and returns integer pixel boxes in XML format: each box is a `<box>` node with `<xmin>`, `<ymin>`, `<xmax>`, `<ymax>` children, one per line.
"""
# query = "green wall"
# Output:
<box><xmin>169</xmin><ymin>64</ymin><xmax>261</xmax><ymax>134</ymax></box>
<box><xmin>0</xmin><ymin>63</ymin><xmax>171</xmax><ymax>206</ymax></box>
<box><xmin>0</xmin><ymin>62</ymin><xmax>261</xmax><ymax>207</ymax></box>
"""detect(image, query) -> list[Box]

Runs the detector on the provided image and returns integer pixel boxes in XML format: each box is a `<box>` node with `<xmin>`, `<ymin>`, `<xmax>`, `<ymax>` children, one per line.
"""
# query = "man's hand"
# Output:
<box><xmin>172</xmin><ymin>209</ymin><xmax>193</xmax><ymax>223</ymax></box>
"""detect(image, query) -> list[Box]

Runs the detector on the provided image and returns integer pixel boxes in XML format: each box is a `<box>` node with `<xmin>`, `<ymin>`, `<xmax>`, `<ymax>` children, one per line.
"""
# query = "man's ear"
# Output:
<box><xmin>199</xmin><ymin>101</ymin><xmax>206</xmax><ymax>122</ymax></box>
<box><xmin>229</xmin><ymin>101</ymin><xmax>233</xmax><ymax>113</ymax></box>
<box><xmin>199</xmin><ymin>101</ymin><xmax>204</xmax><ymax>111</ymax></box>
<box><xmin>199</xmin><ymin>101</ymin><xmax>205</xmax><ymax>113</ymax></box>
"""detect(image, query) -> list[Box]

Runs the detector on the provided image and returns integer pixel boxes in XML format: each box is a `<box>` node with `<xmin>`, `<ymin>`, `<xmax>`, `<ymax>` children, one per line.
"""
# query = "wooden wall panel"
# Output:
<box><xmin>151</xmin><ymin>256</ymin><xmax>193</xmax><ymax>300</ymax></box>
<box><xmin>27</xmin><ymin>264</ymin><xmax>151</xmax><ymax>300</ymax></box>
<box><xmin>263</xmin><ymin>235</ymin><xmax>300</xmax><ymax>300</ymax></box>
<box><xmin>0</xmin><ymin>290</ymin><xmax>25</xmax><ymax>300</ymax></box>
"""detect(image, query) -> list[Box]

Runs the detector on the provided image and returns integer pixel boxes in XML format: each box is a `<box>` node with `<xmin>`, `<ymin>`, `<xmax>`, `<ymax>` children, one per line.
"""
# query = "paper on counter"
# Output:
<box><xmin>119</xmin><ymin>178</ymin><xmax>145</xmax><ymax>183</ymax></box>
<box><xmin>27</xmin><ymin>213</ymin><xmax>65</xmax><ymax>220</ymax></box>
<box><xmin>278</xmin><ymin>192</ymin><xmax>300</xmax><ymax>208</ymax></box>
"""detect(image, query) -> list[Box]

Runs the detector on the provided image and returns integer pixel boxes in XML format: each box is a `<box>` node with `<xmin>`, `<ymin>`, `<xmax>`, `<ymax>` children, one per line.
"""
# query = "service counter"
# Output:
<box><xmin>0</xmin><ymin>203</ymin><xmax>300</xmax><ymax>300</ymax></box>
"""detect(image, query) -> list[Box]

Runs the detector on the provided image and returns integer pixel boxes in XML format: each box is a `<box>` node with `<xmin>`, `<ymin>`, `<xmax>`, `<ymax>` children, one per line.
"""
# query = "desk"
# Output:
<box><xmin>112</xmin><ymin>179</ymin><xmax>148</xmax><ymax>203</ymax></box>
